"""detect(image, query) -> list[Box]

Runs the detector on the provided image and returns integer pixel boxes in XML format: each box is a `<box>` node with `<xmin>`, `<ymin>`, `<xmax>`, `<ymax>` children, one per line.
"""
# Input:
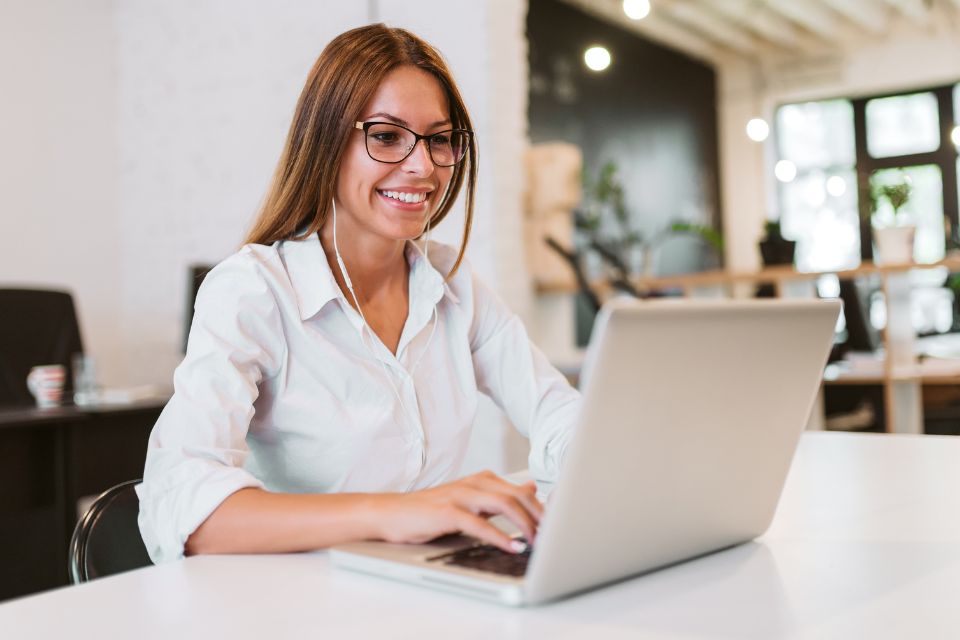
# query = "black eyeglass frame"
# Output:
<box><xmin>354</xmin><ymin>121</ymin><xmax>473</xmax><ymax>167</ymax></box>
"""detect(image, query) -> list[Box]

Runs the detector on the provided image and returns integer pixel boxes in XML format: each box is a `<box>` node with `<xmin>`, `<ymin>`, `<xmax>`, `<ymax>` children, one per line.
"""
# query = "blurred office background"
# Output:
<box><xmin>2</xmin><ymin>0</ymin><xmax>960</xmax><ymax>597</ymax></box>
<box><xmin>5</xmin><ymin>0</ymin><xmax>959</xmax><ymax>384</ymax></box>
<box><xmin>4</xmin><ymin>0</ymin><xmax>960</xmax><ymax>446</ymax></box>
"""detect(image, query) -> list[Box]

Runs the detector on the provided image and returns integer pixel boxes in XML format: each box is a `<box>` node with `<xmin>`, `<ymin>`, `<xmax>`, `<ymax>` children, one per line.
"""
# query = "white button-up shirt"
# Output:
<box><xmin>137</xmin><ymin>234</ymin><xmax>580</xmax><ymax>564</ymax></box>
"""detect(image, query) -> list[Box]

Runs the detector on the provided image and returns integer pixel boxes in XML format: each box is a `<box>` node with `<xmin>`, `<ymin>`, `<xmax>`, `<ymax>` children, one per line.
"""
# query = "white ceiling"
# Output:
<box><xmin>559</xmin><ymin>0</ymin><xmax>960</xmax><ymax>66</ymax></box>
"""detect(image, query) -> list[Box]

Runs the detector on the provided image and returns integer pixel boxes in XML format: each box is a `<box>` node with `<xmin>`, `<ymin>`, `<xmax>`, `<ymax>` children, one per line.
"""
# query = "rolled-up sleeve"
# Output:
<box><xmin>137</xmin><ymin>249</ymin><xmax>285</xmax><ymax>563</ymax></box>
<box><xmin>468</xmin><ymin>275</ymin><xmax>580</xmax><ymax>483</ymax></box>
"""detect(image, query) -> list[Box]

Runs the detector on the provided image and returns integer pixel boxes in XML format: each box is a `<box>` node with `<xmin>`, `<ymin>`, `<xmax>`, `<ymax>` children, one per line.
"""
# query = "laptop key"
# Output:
<box><xmin>427</xmin><ymin>539</ymin><xmax>532</xmax><ymax>577</ymax></box>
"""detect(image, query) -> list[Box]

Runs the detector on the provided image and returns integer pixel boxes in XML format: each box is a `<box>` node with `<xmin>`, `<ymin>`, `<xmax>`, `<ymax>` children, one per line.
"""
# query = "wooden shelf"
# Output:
<box><xmin>535</xmin><ymin>253</ymin><xmax>960</xmax><ymax>296</ymax></box>
<box><xmin>535</xmin><ymin>253</ymin><xmax>960</xmax><ymax>435</ymax></box>
<box><xmin>825</xmin><ymin>370</ymin><xmax>960</xmax><ymax>385</ymax></box>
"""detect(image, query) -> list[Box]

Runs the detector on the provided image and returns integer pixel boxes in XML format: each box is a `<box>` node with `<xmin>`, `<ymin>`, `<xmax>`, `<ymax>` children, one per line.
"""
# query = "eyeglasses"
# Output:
<box><xmin>354</xmin><ymin>121</ymin><xmax>472</xmax><ymax>167</ymax></box>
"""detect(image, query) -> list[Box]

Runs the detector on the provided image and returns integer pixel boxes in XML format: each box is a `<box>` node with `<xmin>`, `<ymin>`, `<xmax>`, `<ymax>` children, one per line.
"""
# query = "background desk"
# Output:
<box><xmin>0</xmin><ymin>400</ymin><xmax>164</xmax><ymax>601</ymax></box>
<box><xmin>540</xmin><ymin>256</ymin><xmax>960</xmax><ymax>434</ymax></box>
<box><xmin>1</xmin><ymin>432</ymin><xmax>958</xmax><ymax>639</ymax></box>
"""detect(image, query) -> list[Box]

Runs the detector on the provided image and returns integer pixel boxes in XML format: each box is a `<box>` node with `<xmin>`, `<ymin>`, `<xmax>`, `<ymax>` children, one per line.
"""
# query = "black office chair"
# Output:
<box><xmin>68</xmin><ymin>480</ymin><xmax>153</xmax><ymax>584</ymax></box>
<box><xmin>0</xmin><ymin>288</ymin><xmax>84</xmax><ymax>406</ymax></box>
<box><xmin>183</xmin><ymin>264</ymin><xmax>214</xmax><ymax>352</ymax></box>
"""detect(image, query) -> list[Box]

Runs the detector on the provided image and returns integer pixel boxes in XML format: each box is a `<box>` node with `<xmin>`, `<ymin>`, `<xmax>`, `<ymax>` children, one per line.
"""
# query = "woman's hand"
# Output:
<box><xmin>371</xmin><ymin>471</ymin><xmax>543</xmax><ymax>553</ymax></box>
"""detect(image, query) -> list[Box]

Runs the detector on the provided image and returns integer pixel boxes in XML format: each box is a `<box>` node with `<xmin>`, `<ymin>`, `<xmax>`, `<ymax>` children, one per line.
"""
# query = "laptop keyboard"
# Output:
<box><xmin>427</xmin><ymin>539</ymin><xmax>531</xmax><ymax>577</ymax></box>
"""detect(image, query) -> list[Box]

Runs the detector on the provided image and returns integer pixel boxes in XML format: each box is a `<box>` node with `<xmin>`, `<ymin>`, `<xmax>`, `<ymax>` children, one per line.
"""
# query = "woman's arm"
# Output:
<box><xmin>142</xmin><ymin>250</ymin><xmax>544</xmax><ymax>561</ymax></box>
<box><xmin>186</xmin><ymin>471</ymin><xmax>543</xmax><ymax>555</ymax></box>
<box><xmin>138</xmin><ymin>251</ymin><xmax>283</xmax><ymax>563</ymax></box>
<box><xmin>467</xmin><ymin>275</ymin><xmax>581</xmax><ymax>483</ymax></box>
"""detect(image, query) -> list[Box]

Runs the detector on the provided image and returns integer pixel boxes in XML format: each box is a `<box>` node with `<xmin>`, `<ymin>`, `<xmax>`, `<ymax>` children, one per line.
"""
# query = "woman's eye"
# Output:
<box><xmin>429</xmin><ymin>134</ymin><xmax>452</xmax><ymax>146</ymax></box>
<box><xmin>371</xmin><ymin>132</ymin><xmax>400</xmax><ymax>145</ymax></box>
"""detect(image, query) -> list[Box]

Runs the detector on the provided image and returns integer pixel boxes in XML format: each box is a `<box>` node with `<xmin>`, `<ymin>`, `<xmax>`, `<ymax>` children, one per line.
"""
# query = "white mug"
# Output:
<box><xmin>26</xmin><ymin>364</ymin><xmax>66</xmax><ymax>408</ymax></box>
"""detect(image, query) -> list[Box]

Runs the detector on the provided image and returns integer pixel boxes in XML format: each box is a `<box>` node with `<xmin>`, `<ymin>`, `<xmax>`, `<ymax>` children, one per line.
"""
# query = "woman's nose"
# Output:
<box><xmin>401</xmin><ymin>139</ymin><xmax>435</xmax><ymax>176</ymax></box>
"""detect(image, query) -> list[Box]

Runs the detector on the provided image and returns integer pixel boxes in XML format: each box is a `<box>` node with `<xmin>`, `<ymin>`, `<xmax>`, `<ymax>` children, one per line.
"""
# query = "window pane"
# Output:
<box><xmin>871</xmin><ymin>165</ymin><xmax>944</xmax><ymax>264</ymax></box>
<box><xmin>954</xmin><ymin>83</ymin><xmax>960</xmax><ymax>150</ymax></box>
<box><xmin>781</xmin><ymin>168</ymin><xmax>861</xmax><ymax>272</ymax></box>
<box><xmin>865</xmin><ymin>92</ymin><xmax>940</xmax><ymax>158</ymax></box>
<box><xmin>777</xmin><ymin>100</ymin><xmax>855</xmax><ymax>169</ymax></box>
<box><xmin>955</xmin><ymin>83</ymin><xmax>959</xmax><ymax>123</ymax></box>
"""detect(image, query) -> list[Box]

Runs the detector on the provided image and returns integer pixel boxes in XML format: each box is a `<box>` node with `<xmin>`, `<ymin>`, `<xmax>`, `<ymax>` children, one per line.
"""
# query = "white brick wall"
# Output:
<box><xmin>113</xmin><ymin>1</ymin><xmax>370</xmax><ymax>385</ymax></box>
<box><xmin>1</xmin><ymin>0</ymin><xmax>534</xmax><ymax>473</ymax></box>
<box><xmin>0</xmin><ymin>0</ymin><xmax>122</xmax><ymax>379</ymax></box>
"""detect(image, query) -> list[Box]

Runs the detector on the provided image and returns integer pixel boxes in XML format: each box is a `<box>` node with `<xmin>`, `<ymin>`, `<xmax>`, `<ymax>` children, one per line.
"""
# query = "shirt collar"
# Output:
<box><xmin>406</xmin><ymin>240</ymin><xmax>461</xmax><ymax>306</ymax></box>
<box><xmin>280</xmin><ymin>234</ymin><xmax>459</xmax><ymax>322</ymax></box>
<box><xmin>280</xmin><ymin>233</ymin><xmax>342</xmax><ymax>321</ymax></box>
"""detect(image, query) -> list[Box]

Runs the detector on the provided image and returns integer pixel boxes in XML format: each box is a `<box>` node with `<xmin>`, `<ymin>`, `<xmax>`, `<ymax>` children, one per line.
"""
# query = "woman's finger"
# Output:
<box><xmin>512</xmin><ymin>481</ymin><xmax>543</xmax><ymax>522</ymax></box>
<box><xmin>455</xmin><ymin>488</ymin><xmax>538</xmax><ymax>543</ymax></box>
<box><xmin>452</xmin><ymin>510</ymin><xmax>527</xmax><ymax>554</ymax></box>
<box><xmin>467</xmin><ymin>474</ymin><xmax>544</xmax><ymax>523</ymax></box>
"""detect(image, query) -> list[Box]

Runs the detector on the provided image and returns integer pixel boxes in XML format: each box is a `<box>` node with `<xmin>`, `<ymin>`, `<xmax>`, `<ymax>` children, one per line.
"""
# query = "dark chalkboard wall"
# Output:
<box><xmin>527</xmin><ymin>0</ymin><xmax>722</xmax><ymax>277</ymax></box>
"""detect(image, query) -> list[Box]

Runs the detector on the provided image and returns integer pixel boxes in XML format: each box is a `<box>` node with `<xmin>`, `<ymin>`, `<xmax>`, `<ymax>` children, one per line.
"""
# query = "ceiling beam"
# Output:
<box><xmin>878</xmin><ymin>0</ymin><xmax>933</xmax><ymax>27</ymax></box>
<box><xmin>765</xmin><ymin>0</ymin><xmax>845</xmax><ymax>40</ymax></box>
<box><xmin>703</xmin><ymin>0</ymin><xmax>828</xmax><ymax>53</ymax></box>
<box><xmin>558</xmin><ymin>0</ymin><xmax>725</xmax><ymax>66</ymax></box>
<box><xmin>825</xmin><ymin>0</ymin><xmax>892</xmax><ymax>34</ymax></box>
<box><xmin>658</xmin><ymin>1</ymin><xmax>763</xmax><ymax>56</ymax></box>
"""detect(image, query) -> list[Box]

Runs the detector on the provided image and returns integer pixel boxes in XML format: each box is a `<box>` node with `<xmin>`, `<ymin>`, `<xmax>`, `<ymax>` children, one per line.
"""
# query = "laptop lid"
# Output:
<box><xmin>522</xmin><ymin>298</ymin><xmax>840</xmax><ymax>603</ymax></box>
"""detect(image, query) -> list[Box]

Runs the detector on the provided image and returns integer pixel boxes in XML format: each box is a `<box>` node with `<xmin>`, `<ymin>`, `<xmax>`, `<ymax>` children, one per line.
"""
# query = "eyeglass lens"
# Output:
<box><xmin>365</xmin><ymin>123</ymin><xmax>469</xmax><ymax>166</ymax></box>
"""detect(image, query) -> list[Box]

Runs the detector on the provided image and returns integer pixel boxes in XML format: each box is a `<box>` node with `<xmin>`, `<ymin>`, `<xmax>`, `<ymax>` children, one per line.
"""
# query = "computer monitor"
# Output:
<box><xmin>183</xmin><ymin>265</ymin><xmax>213</xmax><ymax>352</ymax></box>
<box><xmin>838</xmin><ymin>277</ymin><xmax>880</xmax><ymax>353</ymax></box>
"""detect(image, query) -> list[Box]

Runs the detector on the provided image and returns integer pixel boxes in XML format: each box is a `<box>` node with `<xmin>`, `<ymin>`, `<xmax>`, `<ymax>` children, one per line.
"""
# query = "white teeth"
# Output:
<box><xmin>381</xmin><ymin>190</ymin><xmax>427</xmax><ymax>204</ymax></box>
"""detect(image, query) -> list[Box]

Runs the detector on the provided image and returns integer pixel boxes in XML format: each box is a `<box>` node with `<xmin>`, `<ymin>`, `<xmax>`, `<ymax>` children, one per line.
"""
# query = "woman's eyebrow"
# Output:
<box><xmin>364</xmin><ymin>112</ymin><xmax>452</xmax><ymax>129</ymax></box>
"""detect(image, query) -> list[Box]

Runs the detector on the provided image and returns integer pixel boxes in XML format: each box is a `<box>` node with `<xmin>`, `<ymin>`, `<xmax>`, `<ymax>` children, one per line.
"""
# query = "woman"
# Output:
<box><xmin>137</xmin><ymin>24</ymin><xmax>580</xmax><ymax>564</ymax></box>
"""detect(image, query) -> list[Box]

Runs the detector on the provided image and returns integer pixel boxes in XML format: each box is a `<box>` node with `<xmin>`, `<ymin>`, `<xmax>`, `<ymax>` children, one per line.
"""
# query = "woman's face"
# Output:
<box><xmin>335</xmin><ymin>65</ymin><xmax>455</xmax><ymax>245</ymax></box>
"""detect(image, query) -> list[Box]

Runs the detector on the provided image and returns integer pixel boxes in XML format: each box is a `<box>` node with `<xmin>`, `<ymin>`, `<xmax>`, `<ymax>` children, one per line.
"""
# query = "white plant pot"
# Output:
<box><xmin>873</xmin><ymin>225</ymin><xmax>915</xmax><ymax>265</ymax></box>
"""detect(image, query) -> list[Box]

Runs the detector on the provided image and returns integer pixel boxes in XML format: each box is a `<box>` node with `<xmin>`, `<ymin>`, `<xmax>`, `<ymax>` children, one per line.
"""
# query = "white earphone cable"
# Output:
<box><xmin>330</xmin><ymin>198</ymin><xmax>438</xmax><ymax>485</ymax></box>
<box><xmin>410</xmin><ymin>215</ymin><xmax>437</xmax><ymax>375</ymax></box>
<box><xmin>331</xmin><ymin>199</ymin><xmax>406</xmax><ymax>410</ymax></box>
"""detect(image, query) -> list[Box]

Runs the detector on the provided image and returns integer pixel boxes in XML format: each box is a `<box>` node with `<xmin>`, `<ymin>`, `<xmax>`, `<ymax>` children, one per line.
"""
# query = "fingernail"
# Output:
<box><xmin>510</xmin><ymin>540</ymin><xmax>528</xmax><ymax>554</ymax></box>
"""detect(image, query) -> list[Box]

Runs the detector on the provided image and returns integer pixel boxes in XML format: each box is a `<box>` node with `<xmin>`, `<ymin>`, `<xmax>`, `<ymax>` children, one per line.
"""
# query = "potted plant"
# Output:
<box><xmin>946</xmin><ymin>273</ymin><xmax>960</xmax><ymax>331</ymax></box>
<box><xmin>544</xmin><ymin>161</ymin><xmax>723</xmax><ymax>312</ymax></box>
<box><xmin>758</xmin><ymin>219</ymin><xmax>796</xmax><ymax>266</ymax></box>
<box><xmin>871</xmin><ymin>178</ymin><xmax>914</xmax><ymax>265</ymax></box>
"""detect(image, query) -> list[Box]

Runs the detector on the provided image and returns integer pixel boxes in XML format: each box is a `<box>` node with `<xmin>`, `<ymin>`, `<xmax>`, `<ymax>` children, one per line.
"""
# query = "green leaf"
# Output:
<box><xmin>670</xmin><ymin>221</ymin><xmax>724</xmax><ymax>251</ymax></box>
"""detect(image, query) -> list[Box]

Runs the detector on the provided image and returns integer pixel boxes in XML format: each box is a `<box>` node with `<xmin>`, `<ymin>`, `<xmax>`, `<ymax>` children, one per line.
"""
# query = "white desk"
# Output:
<box><xmin>2</xmin><ymin>432</ymin><xmax>960</xmax><ymax>639</ymax></box>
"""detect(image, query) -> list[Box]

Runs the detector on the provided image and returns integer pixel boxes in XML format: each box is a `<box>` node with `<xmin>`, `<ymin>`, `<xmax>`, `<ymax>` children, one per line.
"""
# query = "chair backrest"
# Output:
<box><xmin>68</xmin><ymin>480</ymin><xmax>152</xmax><ymax>584</ymax></box>
<box><xmin>838</xmin><ymin>277</ymin><xmax>880</xmax><ymax>352</ymax></box>
<box><xmin>184</xmin><ymin>264</ymin><xmax>213</xmax><ymax>352</ymax></box>
<box><xmin>0</xmin><ymin>288</ymin><xmax>84</xmax><ymax>406</ymax></box>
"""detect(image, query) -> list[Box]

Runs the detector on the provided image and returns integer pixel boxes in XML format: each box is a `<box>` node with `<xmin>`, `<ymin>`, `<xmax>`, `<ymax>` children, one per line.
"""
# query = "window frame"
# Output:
<box><xmin>851</xmin><ymin>84</ymin><xmax>959</xmax><ymax>261</ymax></box>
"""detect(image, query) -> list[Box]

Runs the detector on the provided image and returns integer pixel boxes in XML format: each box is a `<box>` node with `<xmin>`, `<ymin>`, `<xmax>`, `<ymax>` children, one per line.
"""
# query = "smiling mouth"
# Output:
<box><xmin>378</xmin><ymin>190</ymin><xmax>430</xmax><ymax>204</ymax></box>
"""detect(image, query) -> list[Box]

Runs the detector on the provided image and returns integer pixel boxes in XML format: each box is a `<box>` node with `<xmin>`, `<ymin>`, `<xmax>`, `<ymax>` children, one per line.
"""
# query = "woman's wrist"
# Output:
<box><xmin>345</xmin><ymin>492</ymin><xmax>396</xmax><ymax>542</ymax></box>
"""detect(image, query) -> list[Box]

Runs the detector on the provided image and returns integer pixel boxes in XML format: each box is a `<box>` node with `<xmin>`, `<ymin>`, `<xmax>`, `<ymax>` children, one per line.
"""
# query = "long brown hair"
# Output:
<box><xmin>245</xmin><ymin>24</ymin><xmax>477</xmax><ymax>277</ymax></box>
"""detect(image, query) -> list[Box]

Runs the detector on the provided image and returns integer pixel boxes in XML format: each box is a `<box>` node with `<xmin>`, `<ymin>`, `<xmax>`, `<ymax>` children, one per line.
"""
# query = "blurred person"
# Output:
<box><xmin>137</xmin><ymin>24</ymin><xmax>580</xmax><ymax>563</ymax></box>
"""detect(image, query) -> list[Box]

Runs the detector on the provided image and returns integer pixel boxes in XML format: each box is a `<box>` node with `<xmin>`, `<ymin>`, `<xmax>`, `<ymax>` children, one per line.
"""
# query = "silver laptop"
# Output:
<box><xmin>330</xmin><ymin>298</ymin><xmax>841</xmax><ymax>606</ymax></box>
